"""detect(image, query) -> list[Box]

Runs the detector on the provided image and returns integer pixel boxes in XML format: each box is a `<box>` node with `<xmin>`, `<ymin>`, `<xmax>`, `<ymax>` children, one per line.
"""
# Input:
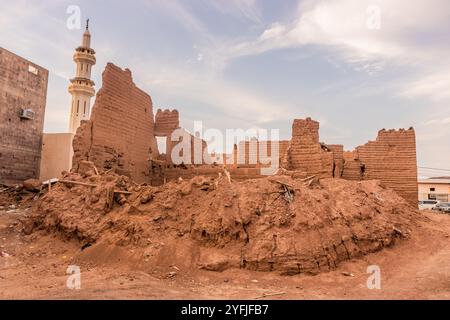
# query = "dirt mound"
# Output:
<box><xmin>27</xmin><ymin>170</ymin><xmax>421</xmax><ymax>275</ymax></box>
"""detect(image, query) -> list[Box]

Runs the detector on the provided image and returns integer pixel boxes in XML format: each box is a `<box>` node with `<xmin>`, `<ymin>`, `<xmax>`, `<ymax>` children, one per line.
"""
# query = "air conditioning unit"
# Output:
<box><xmin>20</xmin><ymin>108</ymin><xmax>35</xmax><ymax>120</ymax></box>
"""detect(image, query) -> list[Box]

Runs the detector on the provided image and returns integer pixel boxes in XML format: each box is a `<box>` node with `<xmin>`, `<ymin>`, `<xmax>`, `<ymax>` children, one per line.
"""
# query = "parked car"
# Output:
<box><xmin>432</xmin><ymin>202</ymin><xmax>450</xmax><ymax>213</ymax></box>
<box><xmin>418</xmin><ymin>200</ymin><xmax>439</xmax><ymax>210</ymax></box>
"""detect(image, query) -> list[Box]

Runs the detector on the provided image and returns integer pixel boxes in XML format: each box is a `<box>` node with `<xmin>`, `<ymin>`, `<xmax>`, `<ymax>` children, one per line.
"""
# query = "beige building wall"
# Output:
<box><xmin>39</xmin><ymin>133</ymin><xmax>74</xmax><ymax>181</ymax></box>
<box><xmin>418</xmin><ymin>181</ymin><xmax>450</xmax><ymax>202</ymax></box>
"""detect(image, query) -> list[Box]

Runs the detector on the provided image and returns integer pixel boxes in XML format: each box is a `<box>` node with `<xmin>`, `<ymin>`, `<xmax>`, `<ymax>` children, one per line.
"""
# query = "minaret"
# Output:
<box><xmin>68</xmin><ymin>19</ymin><xmax>96</xmax><ymax>134</ymax></box>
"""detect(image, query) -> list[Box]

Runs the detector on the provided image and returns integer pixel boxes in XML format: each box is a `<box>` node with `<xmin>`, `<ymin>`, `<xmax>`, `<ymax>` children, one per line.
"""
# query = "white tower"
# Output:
<box><xmin>68</xmin><ymin>20</ymin><xmax>96</xmax><ymax>134</ymax></box>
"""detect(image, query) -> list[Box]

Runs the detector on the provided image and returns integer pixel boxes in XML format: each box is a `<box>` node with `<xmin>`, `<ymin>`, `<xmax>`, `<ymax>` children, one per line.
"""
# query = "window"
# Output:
<box><xmin>84</xmin><ymin>101</ymin><xmax>87</xmax><ymax>114</ymax></box>
<box><xmin>77</xmin><ymin>100</ymin><xmax>80</xmax><ymax>113</ymax></box>
<box><xmin>430</xmin><ymin>187</ymin><xmax>435</xmax><ymax>192</ymax></box>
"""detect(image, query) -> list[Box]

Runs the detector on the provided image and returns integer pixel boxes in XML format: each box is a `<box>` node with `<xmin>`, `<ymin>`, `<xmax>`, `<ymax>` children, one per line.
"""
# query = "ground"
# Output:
<box><xmin>0</xmin><ymin>207</ymin><xmax>449</xmax><ymax>300</ymax></box>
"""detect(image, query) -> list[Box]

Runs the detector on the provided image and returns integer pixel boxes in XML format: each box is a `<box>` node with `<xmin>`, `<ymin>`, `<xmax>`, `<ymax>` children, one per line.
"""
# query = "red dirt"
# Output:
<box><xmin>1</xmin><ymin>172</ymin><xmax>449</xmax><ymax>299</ymax></box>
<box><xmin>0</xmin><ymin>209</ymin><xmax>449</xmax><ymax>299</ymax></box>
<box><xmin>27</xmin><ymin>171</ymin><xmax>421</xmax><ymax>275</ymax></box>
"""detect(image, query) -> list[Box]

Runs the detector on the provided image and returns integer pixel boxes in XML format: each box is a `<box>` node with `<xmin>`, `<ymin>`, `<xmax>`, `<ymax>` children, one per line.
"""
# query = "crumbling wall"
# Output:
<box><xmin>237</xmin><ymin>140</ymin><xmax>289</xmax><ymax>168</ymax></box>
<box><xmin>355</xmin><ymin>128</ymin><xmax>418</xmax><ymax>206</ymax></box>
<box><xmin>342</xmin><ymin>151</ymin><xmax>363</xmax><ymax>181</ymax></box>
<box><xmin>154</xmin><ymin>109</ymin><xmax>179</xmax><ymax>136</ymax></box>
<box><xmin>72</xmin><ymin>63</ymin><xmax>158</xmax><ymax>183</ymax></box>
<box><xmin>328</xmin><ymin>144</ymin><xmax>344</xmax><ymax>178</ymax></box>
<box><xmin>286</xmin><ymin>118</ymin><xmax>333</xmax><ymax>178</ymax></box>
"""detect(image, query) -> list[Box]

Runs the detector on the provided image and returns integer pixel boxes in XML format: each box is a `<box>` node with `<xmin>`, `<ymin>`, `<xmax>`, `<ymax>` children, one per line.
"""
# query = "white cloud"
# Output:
<box><xmin>208</xmin><ymin>0</ymin><xmax>262</xmax><ymax>24</ymax></box>
<box><xmin>400</xmin><ymin>72</ymin><xmax>450</xmax><ymax>102</ymax></box>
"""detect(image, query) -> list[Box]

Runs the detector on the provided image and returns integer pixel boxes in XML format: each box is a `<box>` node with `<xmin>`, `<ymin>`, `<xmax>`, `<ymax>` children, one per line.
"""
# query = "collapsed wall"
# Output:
<box><xmin>280</xmin><ymin>118</ymin><xmax>418</xmax><ymax>206</ymax></box>
<box><xmin>285</xmin><ymin>118</ymin><xmax>337</xmax><ymax>178</ymax></box>
<box><xmin>72</xmin><ymin>63</ymin><xmax>158</xmax><ymax>183</ymax></box>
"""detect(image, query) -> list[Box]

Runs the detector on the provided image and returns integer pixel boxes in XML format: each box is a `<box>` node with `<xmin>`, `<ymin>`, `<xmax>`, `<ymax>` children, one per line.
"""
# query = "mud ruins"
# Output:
<box><xmin>73</xmin><ymin>63</ymin><xmax>418</xmax><ymax>206</ymax></box>
<box><xmin>3</xmin><ymin>63</ymin><xmax>423</xmax><ymax>277</ymax></box>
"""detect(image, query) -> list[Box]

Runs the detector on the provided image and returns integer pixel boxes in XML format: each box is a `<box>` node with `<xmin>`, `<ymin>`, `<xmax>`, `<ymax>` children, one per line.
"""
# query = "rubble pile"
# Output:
<box><xmin>0</xmin><ymin>179</ymin><xmax>44</xmax><ymax>208</ymax></box>
<box><xmin>27</xmin><ymin>163</ymin><xmax>420</xmax><ymax>275</ymax></box>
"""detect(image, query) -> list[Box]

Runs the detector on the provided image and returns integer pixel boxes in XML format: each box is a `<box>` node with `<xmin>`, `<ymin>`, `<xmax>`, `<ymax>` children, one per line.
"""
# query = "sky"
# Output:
<box><xmin>1</xmin><ymin>0</ymin><xmax>449</xmax><ymax>178</ymax></box>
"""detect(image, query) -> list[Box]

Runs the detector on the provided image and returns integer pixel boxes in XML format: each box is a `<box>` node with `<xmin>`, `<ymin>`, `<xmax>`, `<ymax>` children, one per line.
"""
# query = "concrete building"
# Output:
<box><xmin>39</xmin><ymin>21</ymin><xmax>95</xmax><ymax>181</ymax></box>
<box><xmin>0</xmin><ymin>47</ymin><xmax>49</xmax><ymax>185</ymax></box>
<box><xmin>69</xmin><ymin>20</ymin><xmax>96</xmax><ymax>134</ymax></box>
<box><xmin>418</xmin><ymin>177</ymin><xmax>450</xmax><ymax>202</ymax></box>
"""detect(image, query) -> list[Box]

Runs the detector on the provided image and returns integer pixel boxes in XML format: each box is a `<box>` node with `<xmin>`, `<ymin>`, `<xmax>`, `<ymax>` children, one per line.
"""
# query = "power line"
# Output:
<box><xmin>418</xmin><ymin>166</ymin><xmax>450</xmax><ymax>172</ymax></box>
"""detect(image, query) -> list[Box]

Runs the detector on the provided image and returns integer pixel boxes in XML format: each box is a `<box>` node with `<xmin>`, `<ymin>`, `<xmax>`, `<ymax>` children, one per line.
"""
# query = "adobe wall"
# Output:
<box><xmin>328</xmin><ymin>144</ymin><xmax>344</xmax><ymax>178</ymax></box>
<box><xmin>237</xmin><ymin>140</ymin><xmax>289</xmax><ymax>168</ymax></box>
<box><xmin>154</xmin><ymin>109</ymin><xmax>179</xmax><ymax>136</ymax></box>
<box><xmin>72</xmin><ymin>63</ymin><xmax>158</xmax><ymax>183</ymax></box>
<box><xmin>342</xmin><ymin>151</ymin><xmax>363</xmax><ymax>181</ymax></box>
<box><xmin>0</xmin><ymin>48</ymin><xmax>49</xmax><ymax>184</ymax></box>
<box><xmin>286</xmin><ymin>118</ymin><xmax>334</xmax><ymax>178</ymax></box>
<box><xmin>355</xmin><ymin>128</ymin><xmax>418</xmax><ymax>206</ymax></box>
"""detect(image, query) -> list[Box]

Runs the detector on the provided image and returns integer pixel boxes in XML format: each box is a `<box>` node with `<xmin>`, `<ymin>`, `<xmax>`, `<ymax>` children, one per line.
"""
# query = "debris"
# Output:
<box><xmin>166</xmin><ymin>271</ymin><xmax>177</xmax><ymax>279</ymax></box>
<box><xmin>341</xmin><ymin>272</ymin><xmax>355</xmax><ymax>277</ymax></box>
<box><xmin>59</xmin><ymin>180</ymin><xmax>97</xmax><ymax>188</ymax></box>
<box><xmin>300</xmin><ymin>175</ymin><xmax>316</xmax><ymax>182</ymax></box>
<box><xmin>23</xmin><ymin>179</ymin><xmax>42</xmax><ymax>192</ymax></box>
<box><xmin>81</xmin><ymin>243</ymin><xmax>92</xmax><ymax>251</ymax></box>
<box><xmin>269</xmin><ymin>180</ymin><xmax>295</xmax><ymax>204</ymax></box>
<box><xmin>0</xmin><ymin>251</ymin><xmax>11</xmax><ymax>258</ymax></box>
<box><xmin>140</xmin><ymin>190</ymin><xmax>154</xmax><ymax>204</ymax></box>
<box><xmin>253</xmin><ymin>292</ymin><xmax>286</xmax><ymax>299</ymax></box>
<box><xmin>393</xmin><ymin>227</ymin><xmax>404</xmax><ymax>236</ymax></box>
<box><xmin>27</xmin><ymin>173</ymin><xmax>419</xmax><ymax>276</ymax></box>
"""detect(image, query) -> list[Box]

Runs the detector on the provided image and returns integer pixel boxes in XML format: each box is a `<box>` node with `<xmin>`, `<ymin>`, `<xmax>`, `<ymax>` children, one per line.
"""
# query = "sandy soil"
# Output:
<box><xmin>1</xmin><ymin>207</ymin><xmax>449</xmax><ymax>300</ymax></box>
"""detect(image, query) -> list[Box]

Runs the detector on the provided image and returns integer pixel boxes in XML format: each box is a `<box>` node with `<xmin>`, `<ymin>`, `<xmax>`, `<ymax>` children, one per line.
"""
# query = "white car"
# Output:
<box><xmin>433</xmin><ymin>202</ymin><xmax>450</xmax><ymax>214</ymax></box>
<box><xmin>418</xmin><ymin>200</ymin><xmax>439</xmax><ymax>210</ymax></box>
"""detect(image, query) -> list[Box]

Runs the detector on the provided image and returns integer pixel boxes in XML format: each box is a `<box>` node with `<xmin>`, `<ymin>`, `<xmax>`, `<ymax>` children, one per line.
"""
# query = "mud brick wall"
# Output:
<box><xmin>356</xmin><ymin>128</ymin><xmax>418</xmax><ymax>206</ymax></box>
<box><xmin>154</xmin><ymin>109</ymin><xmax>179</xmax><ymax>136</ymax></box>
<box><xmin>328</xmin><ymin>144</ymin><xmax>344</xmax><ymax>178</ymax></box>
<box><xmin>72</xmin><ymin>63</ymin><xmax>158</xmax><ymax>183</ymax></box>
<box><xmin>342</xmin><ymin>151</ymin><xmax>363</xmax><ymax>181</ymax></box>
<box><xmin>287</xmin><ymin>118</ymin><xmax>333</xmax><ymax>177</ymax></box>
<box><xmin>0</xmin><ymin>48</ymin><xmax>48</xmax><ymax>184</ymax></box>
<box><xmin>237</xmin><ymin>140</ymin><xmax>289</xmax><ymax>168</ymax></box>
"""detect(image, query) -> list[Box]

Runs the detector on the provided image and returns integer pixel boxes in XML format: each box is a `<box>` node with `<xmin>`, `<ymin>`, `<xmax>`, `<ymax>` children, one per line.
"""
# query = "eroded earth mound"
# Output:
<box><xmin>27</xmin><ymin>170</ymin><xmax>420</xmax><ymax>275</ymax></box>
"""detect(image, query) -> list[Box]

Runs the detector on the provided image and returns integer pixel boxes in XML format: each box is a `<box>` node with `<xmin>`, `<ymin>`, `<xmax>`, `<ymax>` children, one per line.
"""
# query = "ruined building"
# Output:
<box><xmin>73</xmin><ymin>63</ymin><xmax>159</xmax><ymax>183</ymax></box>
<box><xmin>71</xmin><ymin>62</ymin><xmax>418</xmax><ymax>206</ymax></box>
<box><xmin>0</xmin><ymin>47</ymin><xmax>49</xmax><ymax>184</ymax></box>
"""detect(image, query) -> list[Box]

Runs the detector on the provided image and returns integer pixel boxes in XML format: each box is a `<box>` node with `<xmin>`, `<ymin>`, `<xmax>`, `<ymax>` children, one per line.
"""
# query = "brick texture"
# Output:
<box><xmin>286</xmin><ymin>118</ymin><xmax>334</xmax><ymax>178</ymax></box>
<box><xmin>154</xmin><ymin>109</ymin><xmax>179</xmax><ymax>136</ymax></box>
<box><xmin>72</xmin><ymin>63</ymin><xmax>158</xmax><ymax>183</ymax></box>
<box><xmin>0</xmin><ymin>48</ymin><xmax>48</xmax><ymax>184</ymax></box>
<box><xmin>354</xmin><ymin>128</ymin><xmax>418</xmax><ymax>205</ymax></box>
